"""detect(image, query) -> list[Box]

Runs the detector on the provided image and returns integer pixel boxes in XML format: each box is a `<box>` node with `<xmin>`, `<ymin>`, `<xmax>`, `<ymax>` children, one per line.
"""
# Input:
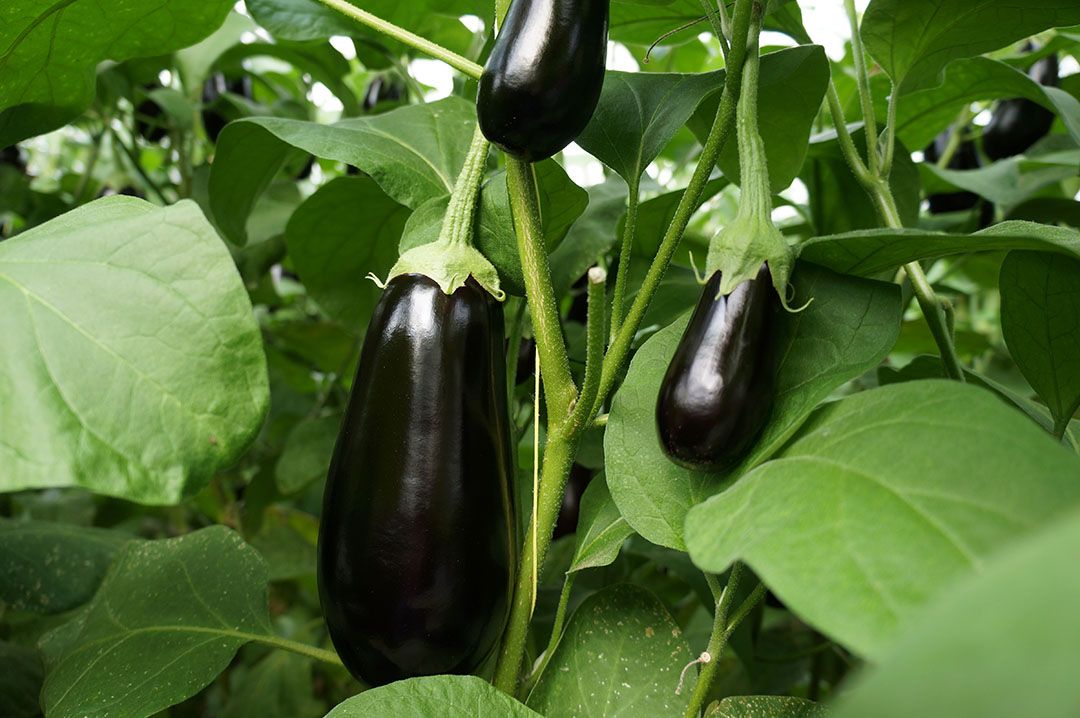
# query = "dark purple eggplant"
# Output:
<box><xmin>656</xmin><ymin>264</ymin><xmax>778</xmax><ymax>472</ymax></box>
<box><xmin>983</xmin><ymin>53</ymin><xmax>1059</xmax><ymax>161</ymax></box>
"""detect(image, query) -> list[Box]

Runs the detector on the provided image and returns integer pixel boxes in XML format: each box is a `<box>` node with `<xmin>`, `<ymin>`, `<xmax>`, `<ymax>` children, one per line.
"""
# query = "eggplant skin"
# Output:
<box><xmin>983</xmin><ymin>54</ymin><xmax>1059</xmax><ymax>161</ymax></box>
<box><xmin>477</xmin><ymin>0</ymin><xmax>609</xmax><ymax>162</ymax></box>
<box><xmin>318</xmin><ymin>274</ymin><xmax>515</xmax><ymax>687</ymax></box>
<box><xmin>656</xmin><ymin>265</ymin><xmax>778</xmax><ymax>472</ymax></box>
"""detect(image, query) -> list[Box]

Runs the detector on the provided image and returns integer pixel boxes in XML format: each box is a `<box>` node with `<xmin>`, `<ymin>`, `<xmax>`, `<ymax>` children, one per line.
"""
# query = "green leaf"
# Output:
<box><xmin>0</xmin><ymin>197</ymin><xmax>268</xmax><ymax>504</ymax></box>
<box><xmin>712</xmin><ymin>696</ymin><xmax>825</xmax><ymax>718</ymax></box>
<box><xmin>861</xmin><ymin>0</ymin><xmax>1080</xmax><ymax>93</ymax></box>
<box><xmin>828</xmin><ymin>508</ymin><xmax>1080</xmax><ymax>718</ymax></box>
<box><xmin>606</xmin><ymin>263</ymin><xmax>901</xmax><ymax>550</ymax></box>
<box><xmin>41</xmin><ymin>527</ymin><xmax>274</xmax><ymax>718</ymax></box>
<box><xmin>0</xmin><ymin>519</ymin><xmax>132</xmax><ymax>614</ymax></box>
<box><xmin>325</xmin><ymin>675</ymin><xmax>540</xmax><ymax>717</ymax></box>
<box><xmin>896</xmin><ymin>56</ymin><xmax>1080</xmax><ymax>151</ymax></box>
<box><xmin>576</xmin><ymin>71</ymin><xmax>725</xmax><ymax>186</ymax></box>
<box><xmin>549</xmin><ymin>180</ymin><xmax>628</xmax><ymax>295</ymax></box>
<box><xmin>248</xmin><ymin>508</ymin><xmax>319</xmax><ymax>581</ymax></box>
<box><xmin>0</xmin><ymin>0</ymin><xmax>233</xmax><ymax>145</ymax></box>
<box><xmin>1000</xmin><ymin>251</ymin><xmax>1080</xmax><ymax>437</ymax></box>
<box><xmin>527</xmin><ymin>584</ymin><xmax>695</xmax><ymax>717</ymax></box>
<box><xmin>631</xmin><ymin>177</ymin><xmax>730</xmax><ymax>259</ymax></box>
<box><xmin>223</xmin><ymin>649</ymin><xmax>322</xmax><ymax>718</ymax></box>
<box><xmin>800</xmin><ymin>221</ymin><xmax>1080</xmax><ymax>277</ymax></box>
<box><xmin>0</xmin><ymin>641</ymin><xmax>43</xmax><ymax>718</ymax></box>
<box><xmin>920</xmin><ymin>150</ymin><xmax>1080</xmax><ymax>208</ymax></box>
<box><xmin>569</xmin><ymin>478</ymin><xmax>635</xmax><ymax>572</ymax></box>
<box><xmin>210</xmin><ymin>97</ymin><xmax>475</xmax><ymax>244</ymax></box>
<box><xmin>692</xmin><ymin>45</ymin><xmax>831</xmax><ymax>192</ymax></box>
<box><xmin>275</xmin><ymin>415</ymin><xmax>341</xmax><ymax>495</ymax></box>
<box><xmin>176</xmin><ymin>11</ymin><xmax>258</xmax><ymax>95</ymax></box>
<box><xmin>685</xmin><ymin>380</ymin><xmax>1080</xmax><ymax>659</ymax></box>
<box><xmin>285</xmin><ymin>176</ymin><xmax>408</xmax><ymax>329</ymax></box>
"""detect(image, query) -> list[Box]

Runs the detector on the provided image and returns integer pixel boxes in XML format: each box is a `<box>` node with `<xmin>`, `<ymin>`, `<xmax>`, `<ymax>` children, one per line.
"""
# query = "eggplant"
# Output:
<box><xmin>656</xmin><ymin>265</ymin><xmax>778</xmax><ymax>471</ymax></box>
<box><xmin>318</xmin><ymin>274</ymin><xmax>514</xmax><ymax>686</ymax></box>
<box><xmin>982</xmin><ymin>53</ymin><xmax>1059</xmax><ymax>161</ymax></box>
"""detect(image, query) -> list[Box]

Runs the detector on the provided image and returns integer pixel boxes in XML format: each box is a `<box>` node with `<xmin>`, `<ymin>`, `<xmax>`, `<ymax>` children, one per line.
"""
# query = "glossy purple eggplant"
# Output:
<box><xmin>983</xmin><ymin>53</ymin><xmax>1059</xmax><ymax>161</ymax></box>
<box><xmin>318</xmin><ymin>274</ymin><xmax>515</xmax><ymax>686</ymax></box>
<box><xmin>656</xmin><ymin>265</ymin><xmax>778</xmax><ymax>472</ymax></box>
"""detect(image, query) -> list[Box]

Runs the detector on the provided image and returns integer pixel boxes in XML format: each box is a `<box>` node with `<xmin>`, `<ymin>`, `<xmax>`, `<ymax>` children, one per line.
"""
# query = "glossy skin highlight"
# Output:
<box><xmin>477</xmin><ymin>0</ymin><xmax>609</xmax><ymax>162</ymax></box>
<box><xmin>656</xmin><ymin>265</ymin><xmax>778</xmax><ymax>472</ymax></box>
<box><xmin>318</xmin><ymin>274</ymin><xmax>514</xmax><ymax>687</ymax></box>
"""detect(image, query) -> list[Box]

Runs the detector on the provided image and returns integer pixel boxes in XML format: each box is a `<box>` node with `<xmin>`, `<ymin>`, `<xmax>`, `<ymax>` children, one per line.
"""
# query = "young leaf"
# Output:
<box><xmin>41</xmin><ymin>527</ymin><xmax>275</xmax><ymax>718</ymax></box>
<box><xmin>527</xmin><ymin>584</ymin><xmax>695</xmax><ymax>717</ymax></box>
<box><xmin>713</xmin><ymin>696</ymin><xmax>825</xmax><ymax>718</ymax></box>
<box><xmin>0</xmin><ymin>197</ymin><xmax>269</xmax><ymax>504</ymax></box>
<box><xmin>325</xmin><ymin>675</ymin><xmax>540</xmax><ymax>717</ymax></box>
<box><xmin>861</xmin><ymin>0</ymin><xmax>1080</xmax><ymax>93</ymax></box>
<box><xmin>605</xmin><ymin>263</ymin><xmax>901</xmax><ymax>550</ymax></box>
<box><xmin>800</xmin><ymin>221</ymin><xmax>1080</xmax><ymax>276</ymax></box>
<box><xmin>576</xmin><ymin>71</ymin><xmax>726</xmax><ymax>186</ymax></box>
<box><xmin>0</xmin><ymin>520</ymin><xmax>133</xmax><ymax>614</ymax></box>
<box><xmin>568</xmin><ymin>478</ymin><xmax>635</xmax><ymax>572</ymax></box>
<box><xmin>0</xmin><ymin>0</ymin><xmax>234</xmax><ymax>145</ymax></box>
<box><xmin>828</xmin><ymin>509</ymin><xmax>1080</xmax><ymax>718</ymax></box>
<box><xmin>210</xmin><ymin>98</ymin><xmax>475</xmax><ymax>244</ymax></box>
<box><xmin>685</xmin><ymin>381</ymin><xmax>1080</xmax><ymax>659</ymax></box>
<box><xmin>1000</xmin><ymin>251</ymin><xmax>1080</xmax><ymax>437</ymax></box>
<box><xmin>285</xmin><ymin>176</ymin><xmax>409</xmax><ymax>330</ymax></box>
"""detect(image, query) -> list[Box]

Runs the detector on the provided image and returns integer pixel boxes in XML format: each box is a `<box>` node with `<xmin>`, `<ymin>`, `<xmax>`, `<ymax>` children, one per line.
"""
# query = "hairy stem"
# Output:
<box><xmin>844</xmin><ymin>0</ymin><xmax>879</xmax><ymax>174</ymax></box>
<box><xmin>440</xmin><ymin>127</ymin><xmax>490</xmax><ymax>247</ymax></box>
<box><xmin>610</xmin><ymin>183</ymin><xmax>640</xmax><ymax>341</ymax></box>
<box><xmin>684</xmin><ymin>564</ymin><xmax>744</xmax><ymax>718</ymax></box>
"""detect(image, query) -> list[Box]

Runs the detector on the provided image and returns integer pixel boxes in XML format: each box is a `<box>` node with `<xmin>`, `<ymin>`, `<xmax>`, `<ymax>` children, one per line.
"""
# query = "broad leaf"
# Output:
<box><xmin>577</xmin><ymin>71</ymin><xmax>725</xmax><ymax>186</ymax></box>
<box><xmin>606</xmin><ymin>263</ymin><xmax>901</xmax><ymax>550</ymax></box>
<box><xmin>0</xmin><ymin>519</ymin><xmax>132</xmax><ymax>614</ymax></box>
<box><xmin>800</xmin><ymin>221</ymin><xmax>1080</xmax><ymax>276</ymax></box>
<box><xmin>1000</xmin><ymin>251</ymin><xmax>1080</xmax><ymax>436</ymax></box>
<box><xmin>325</xmin><ymin>675</ymin><xmax>540</xmax><ymax>717</ymax></box>
<box><xmin>829</xmin><ymin>509</ymin><xmax>1080</xmax><ymax>718</ymax></box>
<box><xmin>691</xmin><ymin>45</ymin><xmax>831</xmax><ymax>192</ymax></box>
<box><xmin>549</xmin><ymin>180</ymin><xmax>628</xmax><ymax>295</ymax></box>
<box><xmin>527</xmin><ymin>584</ymin><xmax>695</xmax><ymax>717</ymax></box>
<box><xmin>275</xmin><ymin>415</ymin><xmax>341</xmax><ymax>495</ymax></box>
<box><xmin>210</xmin><ymin>98</ymin><xmax>475</xmax><ymax>244</ymax></box>
<box><xmin>285</xmin><ymin>176</ymin><xmax>408</xmax><ymax>329</ymax></box>
<box><xmin>685</xmin><ymin>381</ymin><xmax>1080</xmax><ymax>659</ymax></box>
<box><xmin>896</xmin><ymin>56</ymin><xmax>1080</xmax><ymax>151</ymax></box>
<box><xmin>921</xmin><ymin>150</ymin><xmax>1080</xmax><ymax>209</ymax></box>
<box><xmin>714</xmin><ymin>696</ymin><xmax>825</xmax><ymax>717</ymax></box>
<box><xmin>631</xmin><ymin>177</ymin><xmax>730</xmax><ymax>259</ymax></box>
<box><xmin>41</xmin><ymin>527</ymin><xmax>274</xmax><ymax>718</ymax></box>
<box><xmin>249</xmin><ymin>508</ymin><xmax>319</xmax><ymax>581</ymax></box>
<box><xmin>222</xmin><ymin>648</ymin><xmax>322</xmax><ymax>718</ymax></box>
<box><xmin>861</xmin><ymin>0</ymin><xmax>1080</xmax><ymax>93</ymax></box>
<box><xmin>0</xmin><ymin>198</ymin><xmax>268</xmax><ymax>504</ymax></box>
<box><xmin>0</xmin><ymin>0</ymin><xmax>233</xmax><ymax>145</ymax></box>
<box><xmin>569</xmin><ymin>478</ymin><xmax>635</xmax><ymax>572</ymax></box>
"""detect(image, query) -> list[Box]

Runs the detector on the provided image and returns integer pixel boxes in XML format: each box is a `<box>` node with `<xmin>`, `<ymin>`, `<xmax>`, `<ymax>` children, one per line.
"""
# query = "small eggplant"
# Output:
<box><xmin>656</xmin><ymin>265</ymin><xmax>778</xmax><ymax>472</ymax></box>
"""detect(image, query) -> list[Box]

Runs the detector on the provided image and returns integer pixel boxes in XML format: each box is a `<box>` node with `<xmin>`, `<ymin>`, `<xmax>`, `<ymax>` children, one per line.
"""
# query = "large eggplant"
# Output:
<box><xmin>656</xmin><ymin>265</ymin><xmax>778</xmax><ymax>472</ymax></box>
<box><xmin>318</xmin><ymin>274</ymin><xmax>515</xmax><ymax>686</ymax></box>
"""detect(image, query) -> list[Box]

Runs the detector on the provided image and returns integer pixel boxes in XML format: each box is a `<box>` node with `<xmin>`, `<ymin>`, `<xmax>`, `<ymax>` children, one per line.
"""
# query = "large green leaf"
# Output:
<box><xmin>861</xmin><ymin>0</ymin><xmax>1080</xmax><ymax>93</ymax></box>
<box><xmin>41</xmin><ymin>527</ymin><xmax>275</xmax><ymax>718</ymax></box>
<box><xmin>549</xmin><ymin>180</ymin><xmax>628</xmax><ymax>295</ymax></box>
<box><xmin>800</xmin><ymin>221</ymin><xmax>1080</xmax><ymax>277</ymax></box>
<box><xmin>896</xmin><ymin>56</ymin><xmax>1080</xmax><ymax>151</ymax></box>
<box><xmin>0</xmin><ymin>198</ymin><xmax>268</xmax><ymax>504</ymax></box>
<box><xmin>274</xmin><ymin>415</ymin><xmax>341</xmax><ymax>495</ymax></box>
<box><xmin>210</xmin><ymin>97</ymin><xmax>475</xmax><ymax>244</ymax></box>
<box><xmin>605</xmin><ymin>263</ymin><xmax>901</xmax><ymax>550</ymax></box>
<box><xmin>527</xmin><ymin>584</ymin><xmax>695</xmax><ymax>717</ymax></box>
<box><xmin>1000</xmin><ymin>251</ymin><xmax>1080</xmax><ymax>437</ymax></box>
<box><xmin>576</xmin><ymin>71</ymin><xmax>725</xmax><ymax>186</ymax></box>
<box><xmin>688</xmin><ymin>46</ymin><xmax>829</xmax><ymax>192</ymax></box>
<box><xmin>685</xmin><ymin>381</ymin><xmax>1080</xmax><ymax>659</ymax></box>
<box><xmin>285</xmin><ymin>176</ymin><xmax>408</xmax><ymax>329</ymax></box>
<box><xmin>0</xmin><ymin>519</ymin><xmax>132</xmax><ymax>614</ymax></box>
<box><xmin>568</xmin><ymin>478</ymin><xmax>635</xmax><ymax>572</ymax></box>
<box><xmin>714</xmin><ymin>696</ymin><xmax>825</xmax><ymax>718</ymax></box>
<box><xmin>920</xmin><ymin>149</ymin><xmax>1080</xmax><ymax>209</ymax></box>
<box><xmin>828</xmin><ymin>509</ymin><xmax>1080</xmax><ymax>718</ymax></box>
<box><xmin>325</xmin><ymin>675</ymin><xmax>540</xmax><ymax>717</ymax></box>
<box><xmin>0</xmin><ymin>0</ymin><xmax>233</xmax><ymax>145</ymax></box>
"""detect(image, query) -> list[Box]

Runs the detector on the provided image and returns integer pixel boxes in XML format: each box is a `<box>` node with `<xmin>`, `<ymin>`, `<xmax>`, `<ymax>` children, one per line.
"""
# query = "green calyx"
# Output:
<box><xmin>385</xmin><ymin>125</ymin><xmax>505</xmax><ymax>301</ymax></box>
<box><xmin>705</xmin><ymin>25</ymin><xmax>797</xmax><ymax>309</ymax></box>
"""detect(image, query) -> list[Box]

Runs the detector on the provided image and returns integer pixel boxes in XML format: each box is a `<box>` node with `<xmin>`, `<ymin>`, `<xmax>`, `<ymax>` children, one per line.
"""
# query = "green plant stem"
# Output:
<box><xmin>699</xmin><ymin>0</ymin><xmax>730</xmax><ymax>56</ymax></box>
<box><xmin>684</xmin><ymin>564</ymin><xmax>744</xmax><ymax>718</ymax></box>
<box><xmin>74</xmin><ymin>130</ymin><xmax>105</xmax><ymax>203</ymax></box>
<box><xmin>250</xmin><ymin>633</ymin><xmax>345</xmax><ymax>668</ymax></box>
<box><xmin>591</xmin><ymin>0</ymin><xmax>757</xmax><ymax>418</ymax></box>
<box><xmin>524</xmin><ymin>571</ymin><xmax>576</xmax><ymax>691</ymax></box>
<box><xmin>716</xmin><ymin>0</ymin><xmax>733</xmax><ymax>40</ymax></box>
<box><xmin>441</xmin><ymin>127</ymin><xmax>490</xmax><ymax>247</ymax></box>
<box><xmin>312</xmin><ymin>0</ymin><xmax>483</xmax><ymax>79</ymax></box>
<box><xmin>1054</xmin><ymin>416</ymin><xmax>1071</xmax><ymax>441</ymax></box>
<box><xmin>109</xmin><ymin>126</ymin><xmax>168</xmax><ymax>204</ymax></box>
<box><xmin>824</xmin><ymin>83</ymin><xmax>872</xmax><ymax>184</ymax></box>
<box><xmin>844</xmin><ymin>0</ymin><xmax>879</xmax><ymax>175</ymax></box>
<box><xmin>936</xmin><ymin>105</ymin><xmax>975</xmax><ymax>170</ymax></box>
<box><xmin>492</xmin><ymin>433</ymin><xmax>578</xmax><ymax>694</ymax></box>
<box><xmin>571</xmin><ymin>267</ymin><xmax>609</xmax><ymax>430</ymax></box>
<box><xmin>610</xmin><ymin>182</ymin><xmax>640</xmax><ymax>341</ymax></box>
<box><xmin>880</xmin><ymin>89</ymin><xmax>898</xmax><ymax>176</ymax></box>
<box><xmin>506</xmin><ymin>158</ymin><xmax>577</xmax><ymax>422</ymax></box>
